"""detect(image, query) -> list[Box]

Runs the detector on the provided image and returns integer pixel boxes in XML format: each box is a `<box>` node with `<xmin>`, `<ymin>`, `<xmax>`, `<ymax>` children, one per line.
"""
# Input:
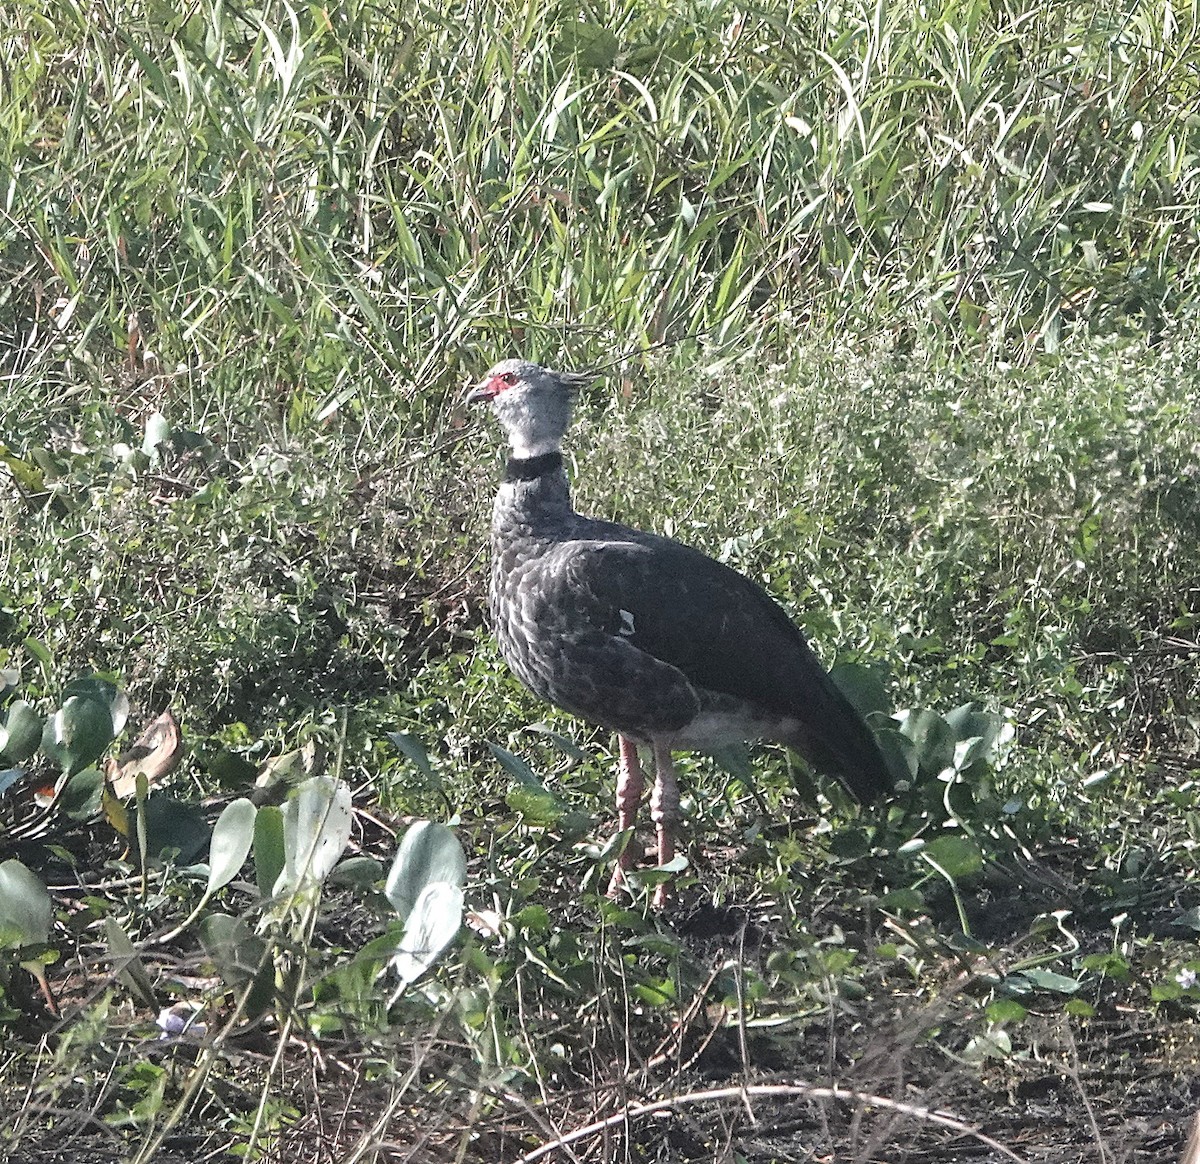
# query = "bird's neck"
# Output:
<box><xmin>493</xmin><ymin>451</ymin><xmax>574</xmax><ymax>535</ymax></box>
<box><xmin>506</xmin><ymin>433</ymin><xmax>564</xmax><ymax>459</ymax></box>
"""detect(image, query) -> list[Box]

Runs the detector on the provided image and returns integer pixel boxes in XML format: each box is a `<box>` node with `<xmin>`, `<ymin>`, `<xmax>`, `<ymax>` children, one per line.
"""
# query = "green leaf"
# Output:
<box><xmin>505</xmin><ymin>782</ymin><xmax>566</xmax><ymax>825</ymax></box>
<box><xmin>1009</xmin><ymin>968</ymin><xmax>1081</xmax><ymax>995</ymax></box>
<box><xmin>386</xmin><ymin>731</ymin><xmax>438</xmax><ymax>783</ymax></box>
<box><xmin>198</xmin><ymin>914</ymin><xmax>274</xmax><ymax>1018</ymax></box>
<box><xmin>897</xmin><ymin>709</ymin><xmax>956</xmax><ymax>778</ymax></box>
<box><xmin>962</xmin><ymin>1028</ymin><xmax>1012</xmax><ymax>1062</ymax></box>
<box><xmin>276</xmin><ymin>776</ymin><xmax>352</xmax><ymax>894</ymax></box>
<box><xmin>59</xmin><ymin>768</ymin><xmax>104</xmax><ymax>819</ymax></box>
<box><xmin>0</xmin><ymin>858</ymin><xmax>51</xmax><ymax>949</ymax></box>
<box><xmin>60</xmin><ymin>677</ymin><xmax>129</xmax><ymax>737</ymax></box>
<box><xmin>1151</xmin><ymin>980</ymin><xmax>1183</xmax><ymax>1002</ymax></box>
<box><xmin>103</xmin><ymin>916</ymin><xmax>156</xmax><ymax>1007</ymax></box>
<box><xmin>1171</xmin><ymin>906</ymin><xmax>1200</xmax><ymax>931</ymax></box>
<box><xmin>142</xmin><ymin>412</ymin><xmax>171</xmax><ymax>457</ymax></box>
<box><xmin>986</xmin><ymin>998</ymin><xmax>1028</xmax><ymax>1024</ymax></box>
<box><xmin>43</xmin><ymin>696</ymin><xmax>116</xmax><ymax>777</ymax></box>
<box><xmin>880</xmin><ymin>886</ymin><xmax>924</xmax><ymax>912</ymax></box>
<box><xmin>488</xmin><ymin>743</ymin><xmax>542</xmax><ymax>785</ymax></box>
<box><xmin>492</xmin><ymin>744</ymin><xmax>567</xmax><ymax>824</ymax></box>
<box><xmin>555</xmin><ymin>21</ymin><xmax>619</xmax><ymax>70</ymax></box>
<box><xmin>391</xmin><ymin>882</ymin><xmax>464</xmax><ymax>989</ymax></box>
<box><xmin>385</xmin><ymin>820</ymin><xmax>467</xmax><ymax>921</ymax></box>
<box><xmin>253</xmin><ymin>805</ymin><xmax>285</xmax><ymax>898</ymax></box>
<box><xmin>207</xmin><ymin>798</ymin><xmax>257</xmax><ymax>894</ymax></box>
<box><xmin>327</xmin><ymin>856</ymin><xmax>384</xmax><ymax>889</ymax></box>
<box><xmin>0</xmin><ymin>701</ymin><xmax>43</xmax><ymax>764</ymax></box>
<box><xmin>920</xmin><ymin>834</ymin><xmax>983</xmax><ymax>879</ymax></box>
<box><xmin>944</xmin><ymin>703</ymin><xmax>1003</xmax><ymax>759</ymax></box>
<box><xmin>142</xmin><ymin>795</ymin><xmax>210</xmax><ymax>864</ymax></box>
<box><xmin>830</xmin><ymin>662</ymin><xmax>892</xmax><ymax>718</ymax></box>
<box><xmin>1081</xmin><ymin>951</ymin><xmax>1130</xmax><ymax>982</ymax></box>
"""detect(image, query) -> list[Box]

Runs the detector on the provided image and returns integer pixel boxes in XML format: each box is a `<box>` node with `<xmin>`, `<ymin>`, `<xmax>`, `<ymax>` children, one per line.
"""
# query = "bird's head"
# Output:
<box><xmin>466</xmin><ymin>359</ymin><xmax>593</xmax><ymax>458</ymax></box>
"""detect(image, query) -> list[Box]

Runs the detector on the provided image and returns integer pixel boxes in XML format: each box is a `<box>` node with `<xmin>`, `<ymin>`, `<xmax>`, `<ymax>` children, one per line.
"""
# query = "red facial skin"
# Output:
<box><xmin>467</xmin><ymin>368</ymin><xmax>521</xmax><ymax>405</ymax></box>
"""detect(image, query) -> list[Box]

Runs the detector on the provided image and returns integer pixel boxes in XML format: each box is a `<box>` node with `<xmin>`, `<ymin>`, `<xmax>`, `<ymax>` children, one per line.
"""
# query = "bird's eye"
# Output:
<box><xmin>500</xmin><ymin>372</ymin><xmax>518</xmax><ymax>387</ymax></box>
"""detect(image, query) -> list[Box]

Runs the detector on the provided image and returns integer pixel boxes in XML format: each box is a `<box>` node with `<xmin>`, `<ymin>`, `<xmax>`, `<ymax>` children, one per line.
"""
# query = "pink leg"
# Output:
<box><xmin>649</xmin><ymin>741</ymin><xmax>680</xmax><ymax>908</ymax></box>
<box><xmin>606</xmin><ymin>735</ymin><xmax>645</xmax><ymax>897</ymax></box>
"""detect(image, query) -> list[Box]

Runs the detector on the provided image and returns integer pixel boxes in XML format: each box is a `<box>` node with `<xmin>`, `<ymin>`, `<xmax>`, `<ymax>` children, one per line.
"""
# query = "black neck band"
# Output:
<box><xmin>504</xmin><ymin>452</ymin><xmax>563</xmax><ymax>482</ymax></box>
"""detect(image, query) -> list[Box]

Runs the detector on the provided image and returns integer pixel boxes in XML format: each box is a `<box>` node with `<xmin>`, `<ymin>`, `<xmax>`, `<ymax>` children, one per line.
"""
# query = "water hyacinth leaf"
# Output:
<box><xmin>59</xmin><ymin>767</ymin><xmax>104</xmax><ymax>820</ymax></box>
<box><xmin>198</xmin><ymin>913</ymin><xmax>274</xmax><ymax>1018</ymax></box>
<box><xmin>208</xmin><ymin>798</ymin><xmax>257</xmax><ymax>895</ymax></box>
<box><xmin>328</xmin><ymin>855</ymin><xmax>384</xmax><ymax>889</ymax></box>
<box><xmin>103</xmin><ymin>915</ymin><xmax>156</xmax><ymax>1007</ymax></box>
<box><xmin>42</xmin><ymin>696</ymin><xmax>116</xmax><ymax>777</ymax></box>
<box><xmin>60</xmin><ymin>677</ymin><xmax>129</xmax><ymax>737</ymax></box>
<box><xmin>142</xmin><ymin>411</ymin><xmax>171</xmax><ymax>457</ymax></box>
<box><xmin>253</xmin><ymin>805</ymin><xmax>285</xmax><ymax>898</ymax></box>
<box><xmin>830</xmin><ymin>662</ymin><xmax>892</xmax><ymax>719</ymax></box>
<box><xmin>897</xmin><ymin>708</ymin><xmax>956</xmax><ymax>779</ymax></box>
<box><xmin>142</xmin><ymin>795</ymin><xmax>210</xmax><ymax>864</ymax></box>
<box><xmin>0</xmin><ymin>859</ymin><xmax>51</xmax><ymax>950</ymax></box>
<box><xmin>1172</xmin><ymin>906</ymin><xmax>1200</xmax><ymax>932</ymax></box>
<box><xmin>276</xmin><ymin>776</ymin><xmax>352</xmax><ymax>894</ymax></box>
<box><xmin>1007</xmin><ymin>967</ymin><xmax>1081</xmax><ymax>995</ymax></box>
<box><xmin>0</xmin><ymin>700</ymin><xmax>43</xmax><ymax>764</ymax></box>
<box><xmin>962</xmin><ymin>1028</ymin><xmax>1013</xmax><ymax>1063</ymax></box>
<box><xmin>921</xmin><ymin>834</ymin><xmax>983</xmax><ymax>879</ymax></box>
<box><xmin>391</xmin><ymin>881</ymin><xmax>464</xmax><ymax>989</ymax></box>
<box><xmin>385</xmin><ymin>820</ymin><xmax>467</xmax><ymax>921</ymax></box>
<box><xmin>386</xmin><ymin>731</ymin><xmax>437</xmax><ymax>782</ymax></box>
<box><xmin>874</xmin><ymin>726</ymin><xmax>915</xmax><ymax>782</ymax></box>
<box><xmin>945</xmin><ymin>702</ymin><xmax>1003</xmax><ymax>751</ymax></box>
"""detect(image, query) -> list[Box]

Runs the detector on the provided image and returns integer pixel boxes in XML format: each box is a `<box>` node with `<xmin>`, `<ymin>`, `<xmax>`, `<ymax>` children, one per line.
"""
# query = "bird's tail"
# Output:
<box><xmin>789</xmin><ymin>672</ymin><xmax>897</xmax><ymax>803</ymax></box>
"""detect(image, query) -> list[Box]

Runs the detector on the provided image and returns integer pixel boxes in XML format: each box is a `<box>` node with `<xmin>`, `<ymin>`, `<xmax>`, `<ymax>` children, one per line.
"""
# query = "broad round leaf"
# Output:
<box><xmin>0</xmin><ymin>700</ymin><xmax>43</xmax><ymax>764</ymax></box>
<box><xmin>391</xmin><ymin>881</ymin><xmax>464</xmax><ymax>988</ymax></box>
<box><xmin>896</xmin><ymin>709</ymin><xmax>956</xmax><ymax>780</ymax></box>
<box><xmin>385</xmin><ymin>821</ymin><xmax>467</xmax><ymax>921</ymax></box>
<box><xmin>142</xmin><ymin>795</ymin><xmax>210</xmax><ymax>865</ymax></box>
<box><xmin>60</xmin><ymin>677</ymin><xmax>129</xmax><ymax>737</ymax></box>
<box><xmin>921</xmin><ymin>834</ymin><xmax>984</xmax><ymax>879</ymax></box>
<box><xmin>0</xmin><ymin>858</ymin><xmax>52</xmax><ymax>949</ymax></box>
<box><xmin>43</xmin><ymin>696</ymin><xmax>116</xmax><ymax>777</ymax></box>
<box><xmin>276</xmin><ymin>776</ymin><xmax>352</xmax><ymax>894</ymax></box>
<box><xmin>328</xmin><ymin>855</ymin><xmax>384</xmax><ymax>889</ymax></box>
<box><xmin>59</xmin><ymin>767</ymin><xmax>104</xmax><ymax>820</ymax></box>
<box><xmin>830</xmin><ymin>662</ymin><xmax>892</xmax><ymax>719</ymax></box>
<box><xmin>208</xmin><ymin>798</ymin><xmax>257</xmax><ymax>895</ymax></box>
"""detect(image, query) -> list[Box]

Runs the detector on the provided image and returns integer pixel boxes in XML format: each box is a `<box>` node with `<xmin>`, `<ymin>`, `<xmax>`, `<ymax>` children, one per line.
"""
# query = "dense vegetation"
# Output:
<box><xmin>2</xmin><ymin>0</ymin><xmax>1199</xmax><ymax>1159</ymax></box>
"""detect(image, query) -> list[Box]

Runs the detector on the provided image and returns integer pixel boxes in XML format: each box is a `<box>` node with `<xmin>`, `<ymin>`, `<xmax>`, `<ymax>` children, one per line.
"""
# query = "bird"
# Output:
<box><xmin>467</xmin><ymin>358</ymin><xmax>895</xmax><ymax>905</ymax></box>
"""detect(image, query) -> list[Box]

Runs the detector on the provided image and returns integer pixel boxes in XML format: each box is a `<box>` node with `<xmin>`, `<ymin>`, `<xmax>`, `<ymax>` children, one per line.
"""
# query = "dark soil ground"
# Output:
<box><xmin>5</xmin><ymin>899</ymin><xmax>1198</xmax><ymax>1162</ymax></box>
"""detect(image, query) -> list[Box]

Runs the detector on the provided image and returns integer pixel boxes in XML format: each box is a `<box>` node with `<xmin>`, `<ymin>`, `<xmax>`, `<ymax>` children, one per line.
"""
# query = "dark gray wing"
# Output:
<box><xmin>541</xmin><ymin>532</ymin><xmax>894</xmax><ymax>800</ymax></box>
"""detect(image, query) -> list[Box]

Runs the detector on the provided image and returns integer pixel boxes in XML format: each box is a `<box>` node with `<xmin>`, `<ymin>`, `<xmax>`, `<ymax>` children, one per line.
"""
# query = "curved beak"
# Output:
<box><xmin>463</xmin><ymin>377</ymin><xmax>496</xmax><ymax>406</ymax></box>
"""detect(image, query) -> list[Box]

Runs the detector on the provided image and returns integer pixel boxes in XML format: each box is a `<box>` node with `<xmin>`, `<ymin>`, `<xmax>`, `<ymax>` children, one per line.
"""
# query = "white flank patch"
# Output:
<box><xmin>618</xmin><ymin>609</ymin><xmax>636</xmax><ymax>636</ymax></box>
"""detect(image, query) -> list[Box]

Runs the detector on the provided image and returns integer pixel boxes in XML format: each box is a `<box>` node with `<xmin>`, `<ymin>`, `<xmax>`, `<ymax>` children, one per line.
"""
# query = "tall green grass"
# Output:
<box><xmin>3</xmin><ymin>0</ymin><xmax>1198</xmax><ymax>436</ymax></box>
